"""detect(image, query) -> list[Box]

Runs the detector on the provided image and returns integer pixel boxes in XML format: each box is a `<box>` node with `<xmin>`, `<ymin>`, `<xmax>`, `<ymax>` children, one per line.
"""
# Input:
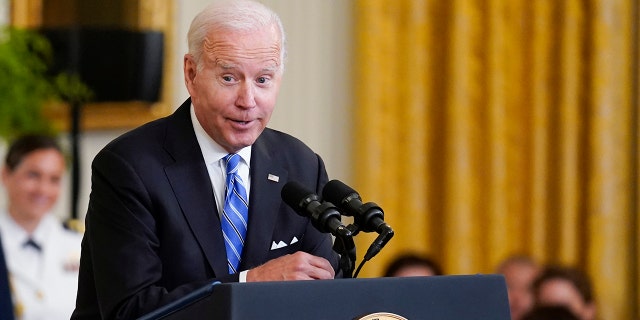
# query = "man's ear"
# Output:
<box><xmin>184</xmin><ymin>55</ymin><xmax>197</xmax><ymax>88</ymax></box>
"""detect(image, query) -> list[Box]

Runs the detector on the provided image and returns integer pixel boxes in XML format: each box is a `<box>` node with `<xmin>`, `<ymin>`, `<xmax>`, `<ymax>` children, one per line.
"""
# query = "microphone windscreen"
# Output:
<box><xmin>281</xmin><ymin>181</ymin><xmax>315</xmax><ymax>211</ymax></box>
<box><xmin>322</xmin><ymin>179</ymin><xmax>356</xmax><ymax>205</ymax></box>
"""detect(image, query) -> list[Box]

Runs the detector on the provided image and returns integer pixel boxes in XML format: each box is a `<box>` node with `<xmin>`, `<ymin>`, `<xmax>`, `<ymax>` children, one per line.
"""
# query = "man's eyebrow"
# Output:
<box><xmin>261</xmin><ymin>65</ymin><xmax>279</xmax><ymax>73</ymax></box>
<box><xmin>215</xmin><ymin>62</ymin><xmax>280</xmax><ymax>73</ymax></box>
<box><xmin>217</xmin><ymin>61</ymin><xmax>238</xmax><ymax>70</ymax></box>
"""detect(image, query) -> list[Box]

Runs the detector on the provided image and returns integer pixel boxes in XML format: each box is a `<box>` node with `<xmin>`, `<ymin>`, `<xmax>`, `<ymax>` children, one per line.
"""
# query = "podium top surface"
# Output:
<box><xmin>158</xmin><ymin>274</ymin><xmax>511</xmax><ymax>320</ymax></box>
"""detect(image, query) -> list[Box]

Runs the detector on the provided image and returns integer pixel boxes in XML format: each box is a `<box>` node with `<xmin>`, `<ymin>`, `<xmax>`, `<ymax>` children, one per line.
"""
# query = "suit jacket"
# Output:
<box><xmin>72</xmin><ymin>99</ymin><xmax>340</xmax><ymax>319</ymax></box>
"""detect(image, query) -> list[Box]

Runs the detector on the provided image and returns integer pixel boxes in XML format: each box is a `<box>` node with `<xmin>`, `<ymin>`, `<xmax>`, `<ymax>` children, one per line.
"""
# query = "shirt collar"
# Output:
<box><xmin>190</xmin><ymin>104</ymin><xmax>251</xmax><ymax>166</ymax></box>
<box><xmin>0</xmin><ymin>211</ymin><xmax>55</xmax><ymax>249</ymax></box>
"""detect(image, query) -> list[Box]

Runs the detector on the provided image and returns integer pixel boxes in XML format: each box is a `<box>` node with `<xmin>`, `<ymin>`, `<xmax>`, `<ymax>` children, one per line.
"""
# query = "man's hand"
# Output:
<box><xmin>246</xmin><ymin>251</ymin><xmax>335</xmax><ymax>281</ymax></box>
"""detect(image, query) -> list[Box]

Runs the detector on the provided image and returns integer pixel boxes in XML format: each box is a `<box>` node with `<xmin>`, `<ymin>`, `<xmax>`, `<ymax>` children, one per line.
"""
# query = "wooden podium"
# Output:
<box><xmin>139</xmin><ymin>274</ymin><xmax>510</xmax><ymax>319</ymax></box>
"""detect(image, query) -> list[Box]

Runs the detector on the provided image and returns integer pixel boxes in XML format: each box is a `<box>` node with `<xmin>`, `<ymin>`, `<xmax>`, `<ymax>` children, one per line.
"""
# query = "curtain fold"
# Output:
<box><xmin>353</xmin><ymin>1</ymin><xmax>638</xmax><ymax>319</ymax></box>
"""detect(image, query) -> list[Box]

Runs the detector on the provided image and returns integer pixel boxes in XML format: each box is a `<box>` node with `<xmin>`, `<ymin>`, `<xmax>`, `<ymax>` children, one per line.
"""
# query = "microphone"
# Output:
<box><xmin>322</xmin><ymin>180</ymin><xmax>392</xmax><ymax>234</ymax></box>
<box><xmin>323</xmin><ymin>179</ymin><xmax>394</xmax><ymax>264</ymax></box>
<box><xmin>281</xmin><ymin>181</ymin><xmax>352</xmax><ymax>239</ymax></box>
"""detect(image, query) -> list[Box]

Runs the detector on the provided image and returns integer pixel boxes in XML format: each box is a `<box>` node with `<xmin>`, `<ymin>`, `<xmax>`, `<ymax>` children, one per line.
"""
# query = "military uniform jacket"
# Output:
<box><xmin>0</xmin><ymin>211</ymin><xmax>82</xmax><ymax>320</ymax></box>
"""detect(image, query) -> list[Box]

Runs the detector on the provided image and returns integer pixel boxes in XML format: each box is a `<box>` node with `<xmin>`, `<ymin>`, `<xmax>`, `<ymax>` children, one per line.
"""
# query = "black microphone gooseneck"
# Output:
<box><xmin>281</xmin><ymin>181</ymin><xmax>356</xmax><ymax>277</ymax></box>
<box><xmin>322</xmin><ymin>180</ymin><xmax>395</xmax><ymax>277</ymax></box>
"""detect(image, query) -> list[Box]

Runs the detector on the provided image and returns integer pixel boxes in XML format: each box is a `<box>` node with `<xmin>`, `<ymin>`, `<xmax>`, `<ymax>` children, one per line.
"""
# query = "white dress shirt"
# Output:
<box><xmin>190</xmin><ymin>105</ymin><xmax>251</xmax><ymax>282</ymax></box>
<box><xmin>0</xmin><ymin>211</ymin><xmax>82</xmax><ymax>320</ymax></box>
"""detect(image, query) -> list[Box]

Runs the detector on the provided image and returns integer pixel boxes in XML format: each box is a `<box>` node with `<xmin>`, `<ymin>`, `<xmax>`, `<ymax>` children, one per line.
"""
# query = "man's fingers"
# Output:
<box><xmin>247</xmin><ymin>252</ymin><xmax>335</xmax><ymax>281</ymax></box>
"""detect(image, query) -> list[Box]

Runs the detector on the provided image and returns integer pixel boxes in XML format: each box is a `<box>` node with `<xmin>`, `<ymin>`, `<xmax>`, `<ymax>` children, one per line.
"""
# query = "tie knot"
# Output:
<box><xmin>23</xmin><ymin>238</ymin><xmax>42</xmax><ymax>252</ymax></box>
<box><xmin>224</xmin><ymin>154</ymin><xmax>240</xmax><ymax>174</ymax></box>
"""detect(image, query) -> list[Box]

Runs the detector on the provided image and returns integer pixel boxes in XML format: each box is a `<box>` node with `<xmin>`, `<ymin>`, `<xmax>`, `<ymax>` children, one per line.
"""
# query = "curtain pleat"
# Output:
<box><xmin>353</xmin><ymin>0</ymin><xmax>638</xmax><ymax>319</ymax></box>
<box><xmin>528</xmin><ymin>0</ymin><xmax>553</xmax><ymax>260</ymax></box>
<box><xmin>586</xmin><ymin>1</ymin><xmax>634</xmax><ymax>319</ymax></box>
<box><xmin>556</xmin><ymin>0</ymin><xmax>585</xmax><ymax>266</ymax></box>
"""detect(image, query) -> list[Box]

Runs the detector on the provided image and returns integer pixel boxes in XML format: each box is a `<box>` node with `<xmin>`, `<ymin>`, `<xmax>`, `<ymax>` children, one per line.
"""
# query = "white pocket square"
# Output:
<box><xmin>271</xmin><ymin>241</ymin><xmax>287</xmax><ymax>250</ymax></box>
<box><xmin>270</xmin><ymin>237</ymin><xmax>300</xmax><ymax>250</ymax></box>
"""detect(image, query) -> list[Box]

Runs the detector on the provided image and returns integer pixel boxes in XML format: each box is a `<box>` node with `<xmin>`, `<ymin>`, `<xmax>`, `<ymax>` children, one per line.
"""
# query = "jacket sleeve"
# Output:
<box><xmin>78</xmin><ymin>149</ymin><xmax>231</xmax><ymax>319</ymax></box>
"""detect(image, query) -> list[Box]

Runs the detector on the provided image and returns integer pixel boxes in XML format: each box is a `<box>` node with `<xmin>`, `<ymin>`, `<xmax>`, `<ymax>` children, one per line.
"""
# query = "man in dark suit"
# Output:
<box><xmin>72</xmin><ymin>1</ymin><xmax>340</xmax><ymax>319</ymax></box>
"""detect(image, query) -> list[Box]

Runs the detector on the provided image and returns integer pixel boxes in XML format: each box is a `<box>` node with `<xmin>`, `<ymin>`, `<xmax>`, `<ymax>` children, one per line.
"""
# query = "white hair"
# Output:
<box><xmin>187</xmin><ymin>0</ymin><xmax>287</xmax><ymax>71</ymax></box>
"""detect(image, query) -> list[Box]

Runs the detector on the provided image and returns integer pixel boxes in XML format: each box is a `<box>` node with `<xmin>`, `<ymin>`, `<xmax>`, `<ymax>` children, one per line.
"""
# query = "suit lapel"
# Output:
<box><xmin>163</xmin><ymin>105</ymin><xmax>289</xmax><ymax>274</ymax></box>
<box><xmin>241</xmin><ymin>134</ymin><xmax>288</xmax><ymax>269</ymax></box>
<box><xmin>163</xmin><ymin>101</ymin><xmax>228</xmax><ymax>276</ymax></box>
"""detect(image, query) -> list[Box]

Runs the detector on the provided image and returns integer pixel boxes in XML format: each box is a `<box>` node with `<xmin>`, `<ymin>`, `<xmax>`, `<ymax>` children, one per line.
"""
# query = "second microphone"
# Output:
<box><xmin>281</xmin><ymin>181</ymin><xmax>352</xmax><ymax>239</ymax></box>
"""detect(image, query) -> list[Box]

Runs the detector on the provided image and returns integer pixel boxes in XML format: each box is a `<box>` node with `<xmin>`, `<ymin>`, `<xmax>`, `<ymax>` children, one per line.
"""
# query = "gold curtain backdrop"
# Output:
<box><xmin>352</xmin><ymin>1</ymin><xmax>638</xmax><ymax>320</ymax></box>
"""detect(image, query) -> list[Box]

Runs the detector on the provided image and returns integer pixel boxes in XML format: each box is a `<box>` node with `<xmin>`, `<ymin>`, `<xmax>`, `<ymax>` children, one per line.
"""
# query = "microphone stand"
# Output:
<box><xmin>363</xmin><ymin>225</ymin><xmax>394</xmax><ymax>262</ymax></box>
<box><xmin>332</xmin><ymin>224</ymin><xmax>358</xmax><ymax>278</ymax></box>
<box><xmin>353</xmin><ymin>224</ymin><xmax>394</xmax><ymax>278</ymax></box>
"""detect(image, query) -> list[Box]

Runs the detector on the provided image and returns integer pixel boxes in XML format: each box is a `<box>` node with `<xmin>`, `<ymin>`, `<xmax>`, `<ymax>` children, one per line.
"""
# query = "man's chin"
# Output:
<box><xmin>227</xmin><ymin>131</ymin><xmax>263</xmax><ymax>149</ymax></box>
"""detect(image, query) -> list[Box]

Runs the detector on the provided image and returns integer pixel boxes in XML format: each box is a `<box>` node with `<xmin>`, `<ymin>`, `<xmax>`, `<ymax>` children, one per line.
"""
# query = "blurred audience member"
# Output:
<box><xmin>496</xmin><ymin>255</ymin><xmax>540</xmax><ymax>320</ymax></box>
<box><xmin>383</xmin><ymin>253</ymin><xmax>443</xmax><ymax>277</ymax></box>
<box><xmin>521</xmin><ymin>305</ymin><xmax>580</xmax><ymax>320</ymax></box>
<box><xmin>531</xmin><ymin>265</ymin><xmax>596</xmax><ymax>320</ymax></box>
<box><xmin>0</xmin><ymin>134</ymin><xmax>82</xmax><ymax>320</ymax></box>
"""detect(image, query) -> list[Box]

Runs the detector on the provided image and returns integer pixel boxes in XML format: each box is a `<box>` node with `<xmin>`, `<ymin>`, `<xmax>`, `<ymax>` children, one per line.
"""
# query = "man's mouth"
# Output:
<box><xmin>230</xmin><ymin>118</ymin><xmax>253</xmax><ymax>126</ymax></box>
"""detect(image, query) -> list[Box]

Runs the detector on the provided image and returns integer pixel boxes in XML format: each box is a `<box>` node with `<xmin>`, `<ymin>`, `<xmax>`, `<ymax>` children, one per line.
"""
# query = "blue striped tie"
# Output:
<box><xmin>221</xmin><ymin>154</ymin><xmax>249</xmax><ymax>274</ymax></box>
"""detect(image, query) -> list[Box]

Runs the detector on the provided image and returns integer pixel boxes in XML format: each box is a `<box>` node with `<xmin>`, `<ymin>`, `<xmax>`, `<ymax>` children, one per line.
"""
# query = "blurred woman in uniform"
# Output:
<box><xmin>0</xmin><ymin>134</ymin><xmax>81</xmax><ymax>320</ymax></box>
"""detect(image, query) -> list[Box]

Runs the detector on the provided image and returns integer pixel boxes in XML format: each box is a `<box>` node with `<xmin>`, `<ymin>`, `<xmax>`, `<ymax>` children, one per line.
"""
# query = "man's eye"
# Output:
<box><xmin>222</xmin><ymin>76</ymin><xmax>233</xmax><ymax>82</ymax></box>
<box><xmin>257</xmin><ymin>77</ymin><xmax>267</xmax><ymax>84</ymax></box>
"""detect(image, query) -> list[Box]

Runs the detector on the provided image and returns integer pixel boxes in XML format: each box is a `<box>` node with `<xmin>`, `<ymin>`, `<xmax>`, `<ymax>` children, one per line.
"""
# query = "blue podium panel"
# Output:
<box><xmin>151</xmin><ymin>275</ymin><xmax>510</xmax><ymax>320</ymax></box>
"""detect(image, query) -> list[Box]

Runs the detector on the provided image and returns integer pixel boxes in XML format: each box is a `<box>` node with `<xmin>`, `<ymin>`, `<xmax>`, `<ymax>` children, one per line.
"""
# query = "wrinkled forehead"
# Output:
<box><xmin>203</xmin><ymin>25</ymin><xmax>283</xmax><ymax>69</ymax></box>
